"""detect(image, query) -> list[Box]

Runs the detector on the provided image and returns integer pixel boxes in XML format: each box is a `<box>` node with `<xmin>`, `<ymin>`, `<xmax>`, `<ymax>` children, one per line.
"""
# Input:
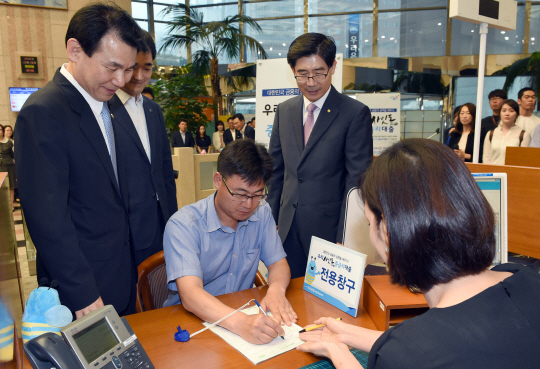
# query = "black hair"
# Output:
<box><xmin>518</xmin><ymin>87</ymin><xmax>535</xmax><ymax>100</ymax></box>
<box><xmin>488</xmin><ymin>89</ymin><xmax>507</xmax><ymax>100</ymax></box>
<box><xmin>217</xmin><ymin>139</ymin><xmax>273</xmax><ymax>185</ymax></box>
<box><xmin>216</xmin><ymin>121</ymin><xmax>224</xmax><ymax>128</ymax></box>
<box><xmin>231</xmin><ymin>113</ymin><xmax>245</xmax><ymax>122</ymax></box>
<box><xmin>142</xmin><ymin>87</ymin><xmax>154</xmax><ymax>99</ymax></box>
<box><xmin>501</xmin><ymin>99</ymin><xmax>520</xmax><ymax>117</ymax></box>
<box><xmin>287</xmin><ymin>33</ymin><xmax>336</xmax><ymax>69</ymax></box>
<box><xmin>455</xmin><ymin>103</ymin><xmax>476</xmax><ymax>133</ymax></box>
<box><xmin>65</xmin><ymin>2</ymin><xmax>143</xmax><ymax>57</ymax></box>
<box><xmin>197</xmin><ymin>124</ymin><xmax>207</xmax><ymax>137</ymax></box>
<box><xmin>141</xmin><ymin>30</ymin><xmax>157</xmax><ymax>60</ymax></box>
<box><xmin>359</xmin><ymin>139</ymin><xmax>495</xmax><ymax>292</ymax></box>
<box><xmin>3</xmin><ymin>125</ymin><xmax>13</xmax><ymax>139</ymax></box>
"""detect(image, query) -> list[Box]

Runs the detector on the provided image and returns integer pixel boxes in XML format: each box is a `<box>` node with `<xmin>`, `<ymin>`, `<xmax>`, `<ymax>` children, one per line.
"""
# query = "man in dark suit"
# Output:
<box><xmin>109</xmin><ymin>31</ymin><xmax>178</xmax><ymax>267</ymax></box>
<box><xmin>223</xmin><ymin>117</ymin><xmax>238</xmax><ymax>145</ymax></box>
<box><xmin>267</xmin><ymin>33</ymin><xmax>373</xmax><ymax>278</ymax></box>
<box><xmin>15</xmin><ymin>4</ymin><xmax>143</xmax><ymax>317</ymax></box>
<box><xmin>231</xmin><ymin>113</ymin><xmax>255</xmax><ymax>141</ymax></box>
<box><xmin>171</xmin><ymin>120</ymin><xmax>195</xmax><ymax>148</ymax></box>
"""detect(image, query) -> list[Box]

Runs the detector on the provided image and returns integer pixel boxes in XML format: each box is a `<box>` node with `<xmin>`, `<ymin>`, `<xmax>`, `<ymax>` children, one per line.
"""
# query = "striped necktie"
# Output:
<box><xmin>304</xmin><ymin>103</ymin><xmax>317</xmax><ymax>146</ymax></box>
<box><xmin>100</xmin><ymin>102</ymin><xmax>118</xmax><ymax>185</ymax></box>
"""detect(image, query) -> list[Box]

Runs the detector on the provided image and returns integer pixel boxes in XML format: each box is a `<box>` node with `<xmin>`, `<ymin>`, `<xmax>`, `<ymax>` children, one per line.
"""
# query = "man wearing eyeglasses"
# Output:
<box><xmin>267</xmin><ymin>33</ymin><xmax>373</xmax><ymax>279</ymax></box>
<box><xmin>516</xmin><ymin>87</ymin><xmax>540</xmax><ymax>137</ymax></box>
<box><xmin>163</xmin><ymin>139</ymin><xmax>297</xmax><ymax>345</ymax></box>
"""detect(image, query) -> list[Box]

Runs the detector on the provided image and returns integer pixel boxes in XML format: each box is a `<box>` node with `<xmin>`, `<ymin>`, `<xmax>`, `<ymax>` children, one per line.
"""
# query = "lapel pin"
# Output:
<box><xmin>327</xmin><ymin>109</ymin><xmax>331</xmax><ymax>113</ymax></box>
<box><xmin>149</xmin><ymin>108</ymin><xmax>152</xmax><ymax>112</ymax></box>
<box><xmin>111</xmin><ymin>114</ymin><xmax>114</xmax><ymax>119</ymax></box>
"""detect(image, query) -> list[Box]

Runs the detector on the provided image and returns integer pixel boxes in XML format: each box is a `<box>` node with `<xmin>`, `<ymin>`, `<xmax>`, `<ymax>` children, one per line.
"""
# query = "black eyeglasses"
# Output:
<box><xmin>222</xmin><ymin>178</ymin><xmax>268</xmax><ymax>203</ymax></box>
<box><xmin>294</xmin><ymin>73</ymin><xmax>328</xmax><ymax>83</ymax></box>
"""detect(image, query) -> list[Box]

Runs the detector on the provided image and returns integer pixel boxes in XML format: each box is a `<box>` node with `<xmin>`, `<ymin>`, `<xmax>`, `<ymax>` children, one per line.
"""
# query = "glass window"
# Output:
<box><xmin>154</xmin><ymin>4</ymin><xmax>177</xmax><ymax>22</ymax></box>
<box><xmin>530</xmin><ymin>5</ymin><xmax>540</xmax><ymax>53</ymax></box>
<box><xmin>136</xmin><ymin>20</ymin><xmax>149</xmax><ymax>32</ymax></box>
<box><xmin>378</xmin><ymin>9</ymin><xmax>446</xmax><ymax>57</ymax></box>
<box><xmin>379</xmin><ymin>0</ymin><xmax>446</xmax><ymax>10</ymax></box>
<box><xmin>244</xmin><ymin>0</ymin><xmax>303</xmax><ymax>18</ymax></box>
<box><xmin>153</xmin><ymin>0</ymin><xmax>185</xmax><ymax>4</ymax></box>
<box><xmin>244</xmin><ymin>18</ymin><xmax>304</xmax><ymax>62</ymax></box>
<box><xmin>451</xmin><ymin>5</ymin><xmax>525</xmax><ymax>55</ymax></box>
<box><xmin>190</xmin><ymin>0</ymin><xmax>235</xmax><ymax>4</ymax></box>
<box><xmin>309</xmin><ymin>14</ymin><xmax>373</xmax><ymax>58</ymax></box>
<box><xmin>155</xmin><ymin>22</ymin><xmax>188</xmax><ymax>66</ymax></box>
<box><xmin>309</xmin><ymin>0</ymin><xmax>373</xmax><ymax>15</ymax></box>
<box><xmin>192</xmin><ymin>4</ymin><xmax>238</xmax><ymax>22</ymax></box>
<box><xmin>132</xmin><ymin>2</ymin><xmax>148</xmax><ymax>20</ymax></box>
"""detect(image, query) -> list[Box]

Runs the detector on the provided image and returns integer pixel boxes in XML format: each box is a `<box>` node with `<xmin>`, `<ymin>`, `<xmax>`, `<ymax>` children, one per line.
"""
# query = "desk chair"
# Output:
<box><xmin>136</xmin><ymin>251</ymin><xmax>269</xmax><ymax>313</ymax></box>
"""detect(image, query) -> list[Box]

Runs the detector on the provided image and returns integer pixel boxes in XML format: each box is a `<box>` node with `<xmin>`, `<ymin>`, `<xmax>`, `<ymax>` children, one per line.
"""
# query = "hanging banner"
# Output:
<box><xmin>255</xmin><ymin>54</ymin><xmax>343</xmax><ymax>147</ymax></box>
<box><xmin>356</xmin><ymin>93</ymin><xmax>401</xmax><ymax>156</ymax></box>
<box><xmin>303</xmin><ymin>237</ymin><xmax>366</xmax><ymax>317</ymax></box>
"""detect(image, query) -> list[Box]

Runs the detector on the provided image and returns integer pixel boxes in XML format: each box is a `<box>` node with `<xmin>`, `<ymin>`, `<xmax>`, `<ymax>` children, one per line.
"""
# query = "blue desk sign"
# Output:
<box><xmin>303</xmin><ymin>237</ymin><xmax>367</xmax><ymax>317</ymax></box>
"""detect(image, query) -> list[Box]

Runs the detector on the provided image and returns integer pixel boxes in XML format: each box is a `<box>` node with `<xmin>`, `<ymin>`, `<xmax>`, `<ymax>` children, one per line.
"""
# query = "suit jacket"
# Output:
<box><xmin>448</xmin><ymin>131</ymin><xmax>475</xmax><ymax>162</ymax></box>
<box><xmin>267</xmin><ymin>86</ymin><xmax>373</xmax><ymax>251</ymax></box>
<box><xmin>108</xmin><ymin>94</ymin><xmax>178</xmax><ymax>264</ymax></box>
<box><xmin>171</xmin><ymin>130</ymin><xmax>194</xmax><ymax>148</ymax></box>
<box><xmin>224</xmin><ymin>125</ymin><xmax>255</xmax><ymax>145</ymax></box>
<box><xmin>15</xmin><ymin>70</ymin><xmax>132</xmax><ymax>313</ymax></box>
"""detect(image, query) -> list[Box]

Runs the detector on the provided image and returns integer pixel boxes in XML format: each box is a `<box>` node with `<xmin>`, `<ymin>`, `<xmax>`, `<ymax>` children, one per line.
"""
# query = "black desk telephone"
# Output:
<box><xmin>24</xmin><ymin>305</ymin><xmax>154</xmax><ymax>369</ymax></box>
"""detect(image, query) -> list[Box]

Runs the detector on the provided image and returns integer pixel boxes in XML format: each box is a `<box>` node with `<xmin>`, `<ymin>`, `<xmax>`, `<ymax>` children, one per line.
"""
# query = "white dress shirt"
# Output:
<box><xmin>60</xmin><ymin>64</ymin><xmax>112</xmax><ymax>155</ymax></box>
<box><xmin>302</xmin><ymin>86</ymin><xmax>332</xmax><ymax>127</ymax></box>
<box><xmin>516</xmin><ymin>114</ymin><xmax>540</xmax><ymax>137</ymax></box>
<box><xmin>116</xmin><ymin>89</ymin><xmax>151</xmax><ymax>162</ymax></box>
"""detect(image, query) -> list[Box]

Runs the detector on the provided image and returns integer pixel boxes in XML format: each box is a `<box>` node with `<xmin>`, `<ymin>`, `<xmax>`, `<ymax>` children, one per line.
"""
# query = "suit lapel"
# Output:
<box><xmin>54</xmin><ymin>70</ymin><xmax>122</xmax><ymax>198</ymax></box>
<box><xmin>290</xmin><ymin>94</ymin><xmax>304</xmax><ymax>156</ymax></box>
<box><xmin>109</xmin><ymin>95</ymin><xmax>150</xmax><ymax>166</ymax></box>
<box><xmin>299</xmin><ymin>86</ymin><xmax>341</xmax><ymax>164</ymax></box>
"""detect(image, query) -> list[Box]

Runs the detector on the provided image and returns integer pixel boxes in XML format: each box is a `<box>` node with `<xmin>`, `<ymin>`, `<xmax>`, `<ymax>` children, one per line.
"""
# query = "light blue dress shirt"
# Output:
<box><xmin>163</xmin><ymin>193</ymin><xmax>286</xmax><ymax>307</ymax></box>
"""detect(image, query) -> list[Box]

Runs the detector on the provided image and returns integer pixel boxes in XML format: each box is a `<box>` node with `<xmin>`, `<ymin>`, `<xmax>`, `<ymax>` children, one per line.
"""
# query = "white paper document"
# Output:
<box><xmin>202</xmin><ymin>305</ymin><xmax>304</xmax><ymax>364</ymax></box>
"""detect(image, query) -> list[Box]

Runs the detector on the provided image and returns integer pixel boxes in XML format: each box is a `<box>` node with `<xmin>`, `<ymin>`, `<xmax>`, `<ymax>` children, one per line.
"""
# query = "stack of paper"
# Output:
<box><xmin>202</xmin><ymin>305</ymin><xmax>304</xmax><ymax>364</ymax></box>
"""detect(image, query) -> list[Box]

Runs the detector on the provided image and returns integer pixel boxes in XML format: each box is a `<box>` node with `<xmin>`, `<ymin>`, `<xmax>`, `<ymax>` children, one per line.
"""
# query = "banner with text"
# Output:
<box><xmin>255</xmin><ymin>55</ymin><xmax>343</xmax><ymax>147</ymax></box>
<box><xmin>356</xmin><ymin>93</ymin><xmax>401</xmax><ymax>156</ymax></box>
<box><xmin>303</xmin><ymin>237</ymin><xmax>366</xmax><ymax>317</ymax></box>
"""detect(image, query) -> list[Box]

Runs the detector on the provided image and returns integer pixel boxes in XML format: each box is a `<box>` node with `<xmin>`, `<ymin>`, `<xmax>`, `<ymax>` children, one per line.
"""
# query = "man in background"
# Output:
<box><xmin>109</xmin><ymin>30</ymin><xmax>178</xmax><ymax>267</ymax></box>
<box><xmin>15</xmin><ymin>3</ymin><xmax>143</xmax><ymax>316</ymax></box>
<box><xmin>230</xmin><ymin>113</ymin><xmax>255</xmax><ymax>141</ymax></box>
<box><xmin>267</xmin><ymin>33</ymin><xmax>373</xmax><ymax>278</ymax></box>
<box><xmin>172</xmin><ymin>119</ymin><xmax>195</xmax><ymax>148</ymax></box>
<box><xmin>142</xmin><ymin>86</ymin><xmax>154</xmax><ymax>100</ymax></box>
<box><xmin>223</xmin><ymin>116</ymin><xmax>238</xmax><ymax>145</ymax></box>
<box><xmin>479</xmin><ymin>89</ymin><xmax>507</xmax><ymax>162</ymax></box>
<box><xmin>516</xmin><ymin>87</ymin><xmax>540</xmax><ymax>136</ymax></box>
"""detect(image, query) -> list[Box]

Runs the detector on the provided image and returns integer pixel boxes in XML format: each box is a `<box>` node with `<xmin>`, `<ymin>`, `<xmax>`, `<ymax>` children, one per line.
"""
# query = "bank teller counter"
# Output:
<box><xmin>467</xmin><ymin>162</ymin><xmax>540</xmax><ymax>260</ymax></box>
<box><xmin>171</xmin><ymin>147</ymin><xmax>219</xmax><ymax>210</ymax></box>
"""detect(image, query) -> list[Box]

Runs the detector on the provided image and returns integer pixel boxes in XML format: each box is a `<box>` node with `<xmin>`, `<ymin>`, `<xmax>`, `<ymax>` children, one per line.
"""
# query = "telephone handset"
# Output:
<box><xmin>24</xmin><ymin>305</ymin><xmax>154</xmax><ymax>369</ymax></box>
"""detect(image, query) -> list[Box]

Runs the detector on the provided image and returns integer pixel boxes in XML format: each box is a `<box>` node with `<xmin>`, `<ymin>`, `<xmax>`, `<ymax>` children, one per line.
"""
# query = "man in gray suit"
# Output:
<box><xmin>267</xmin><ymin>33</ymin><xmax>373</xmax><ymax>278</ymax></box>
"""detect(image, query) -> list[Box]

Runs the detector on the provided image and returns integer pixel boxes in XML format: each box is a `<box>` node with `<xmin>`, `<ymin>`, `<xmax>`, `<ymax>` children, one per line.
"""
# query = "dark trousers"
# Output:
<box><xmin>133</xmin><ymin>202</ymin><xmax>165</xmax><ymax>267</ymax></box>
<box><xmin>283</xmin><ymin>212</ymin><xmax>309</xmax><ymax>279</ymax></box>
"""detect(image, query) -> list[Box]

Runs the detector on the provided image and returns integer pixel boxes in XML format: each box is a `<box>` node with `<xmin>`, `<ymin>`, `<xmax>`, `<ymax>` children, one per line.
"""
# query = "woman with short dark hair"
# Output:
<box><xmin>297</xmin><ymin>139</ymin><xmax>540</xmax><ymax>369</ymax></box>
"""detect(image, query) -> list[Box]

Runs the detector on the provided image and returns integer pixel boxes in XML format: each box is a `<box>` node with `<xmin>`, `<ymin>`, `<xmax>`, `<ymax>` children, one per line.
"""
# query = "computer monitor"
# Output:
<box><xmin>9</xmin><ymin>87</ymin><xmax>39</xmax><ymax>112</ymax></box>
<box><xmin>472</xmin><ymin>173</ymin><xmax>508</xmax><ymax>266</ymax></box>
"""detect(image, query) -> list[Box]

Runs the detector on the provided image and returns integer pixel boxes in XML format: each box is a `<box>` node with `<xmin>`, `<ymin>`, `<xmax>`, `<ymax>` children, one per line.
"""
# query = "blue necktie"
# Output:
<box><xmin>100</xmin><ymin>102</ymin><xmax>118</xmax><ymax>185</ymax></box>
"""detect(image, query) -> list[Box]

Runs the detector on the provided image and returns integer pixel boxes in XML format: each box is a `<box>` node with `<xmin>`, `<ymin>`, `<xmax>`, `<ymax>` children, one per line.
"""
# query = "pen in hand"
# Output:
<box><xmin>299</xmin><ymin>317</ymin><xmax>342</xmax><ymax>333</ymax></box>
<box><xmin>254</xmin><ymin>299</ymin><xmax>285</xmax><ymax>340</ymax></box>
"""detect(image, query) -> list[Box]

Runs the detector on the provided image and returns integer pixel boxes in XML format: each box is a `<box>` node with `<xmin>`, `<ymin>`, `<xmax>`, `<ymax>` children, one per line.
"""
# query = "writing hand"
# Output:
<box><xmin>236</xmin><ymin>313</ymin><xmax>285</xmax><ymax>344</ymax></box>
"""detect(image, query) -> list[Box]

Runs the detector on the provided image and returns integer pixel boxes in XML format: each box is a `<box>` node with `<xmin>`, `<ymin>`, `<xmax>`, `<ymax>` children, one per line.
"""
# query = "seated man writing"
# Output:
<box><xmin>163</xmin><ymin>139</ymin><xmax>297</xmax><ymax>344</ymax></box>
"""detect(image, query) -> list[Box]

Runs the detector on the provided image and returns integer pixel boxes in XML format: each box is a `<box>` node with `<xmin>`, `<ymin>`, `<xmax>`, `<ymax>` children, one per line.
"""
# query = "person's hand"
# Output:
<box><xmin>75</xmin><ymin>296</ymin><xmax>104</xmax><ymax>319</ymax></box>
<box><xmin>454</xmin><ymin>149</ymin><xmax>466</xmax><ymax>160</ymax></box>
<box><xmin>260</xmin><ymin>286</ymin><xmax>297</xmax><ymax>326</ymax></box>
<box><xmin>236</xmin><ymin>312</ymin><xmax>285</xmax><ymax>344</ymax></box>
<box><xmin>449</xmin><ymin>127</ymin><xmax>455</xmax><ymax>134</ymax></box>
<box><xmin>299</xmin><ymin>317</ymin><xmax>349</xmax><ymax>344</ymax></box>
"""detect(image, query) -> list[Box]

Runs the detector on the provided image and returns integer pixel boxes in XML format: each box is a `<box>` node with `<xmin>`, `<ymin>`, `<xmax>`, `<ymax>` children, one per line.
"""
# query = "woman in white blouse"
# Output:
<box><xmin>212</xmin><ymin>121</ymin><xmax>226</xmax><ymax>152</ymax></box>
<box><xmin>483</xmin><ymin>99</ymin><xmax>531</xmax><ymax>165</ymax></box>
